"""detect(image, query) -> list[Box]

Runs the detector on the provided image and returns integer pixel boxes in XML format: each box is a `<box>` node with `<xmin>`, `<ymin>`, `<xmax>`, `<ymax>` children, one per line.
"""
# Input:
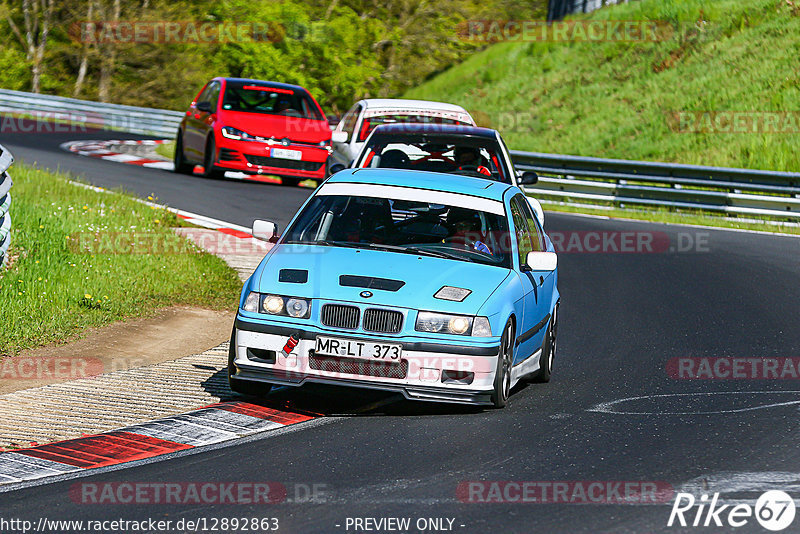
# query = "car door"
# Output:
<box><xmin>520</xmin><ymin>196</ymin><xmax>556</xmax><ymax>317</ymax></box>
<box><xmin>510</xmin><ymin>194</ymin><xmax>551</xmax><ymax>362</ymax></box>
<box><xmin>185</xmin><ymin>83</ymin><xmax>212</xmax><ymax>159</ymax></box>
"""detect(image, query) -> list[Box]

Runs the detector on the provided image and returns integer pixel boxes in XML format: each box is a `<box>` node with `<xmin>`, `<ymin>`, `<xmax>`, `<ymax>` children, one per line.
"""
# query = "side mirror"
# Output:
<box><xmin>525</xmin><ymin>251</ymin><xmax>557</xmax><ymax>272</ymax></box>
<box><xmin>331</xmin><ymin>130</ymin><xmax>348</xmax><ymax>143</ymax></box>
<box><xmin>196</xmin><ymin>101</ymin><xmax>212</xmax><ymax>113</ymax></box>
<box><xmin>328</xmin><ymin>163</ymin><xmax>346</xmax><ymax>175</ymax></box>
<box><xmin>252</xmin><ymin>219</ymin><xmax>278</xmax><ymax>242</ymax></box>
<box><xmin>519</xmin><ymin>171</ymin><xmax>539</xmax><ymax>185</ymax></box>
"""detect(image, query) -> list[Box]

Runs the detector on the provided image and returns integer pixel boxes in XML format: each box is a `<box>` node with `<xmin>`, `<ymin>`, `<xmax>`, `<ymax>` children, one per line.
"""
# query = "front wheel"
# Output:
<box><xmin>490</xmin><ymin>320</ymin><xmax>514</xmax><ymax>408</ymax></box>
<box><xmin>202</xmin><ymin>136</ymin><xmax>226</xmax><ymax>179</ymax></box>
<box><xmin>173</xmin><ymin>132</ymin><xmax>193</xmax><ymax>174</ymax></box>
<box><xmin>227</xmin><ymin>327</ymin><xmax>273</xmax><ymax>397</ymax></box>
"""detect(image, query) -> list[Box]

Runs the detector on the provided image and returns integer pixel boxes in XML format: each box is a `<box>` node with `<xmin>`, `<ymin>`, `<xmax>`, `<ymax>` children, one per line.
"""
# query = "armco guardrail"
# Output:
<box><xmin>512</xmin><ymin>150</ymin><xmax>800</xmax><ymax>219</ymax></box>
<box><xmin>0</xmin><ymin>89</ymin><xmax>183</xmax><ymax>138</ymax></box>
<box><xmin>0</xmin><ymin>144</ymin><xmax>14</xmax><ymax>267</ymax></box>
<box><xmin>1</xmin><ymin>89</ymin><xmax>797</xmax><ymax>219</ymax></box>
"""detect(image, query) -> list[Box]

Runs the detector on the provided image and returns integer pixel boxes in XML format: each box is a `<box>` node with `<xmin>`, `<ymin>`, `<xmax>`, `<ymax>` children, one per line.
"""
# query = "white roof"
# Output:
<box><xmin>359</xmin><ymin>99</ymin><xmax>474</xmax><ymax>124</ymax></box>
<box><xmin>360</xmin><ymin>99</ymin><xmax>469</xmax><ymax>113</ymax></box>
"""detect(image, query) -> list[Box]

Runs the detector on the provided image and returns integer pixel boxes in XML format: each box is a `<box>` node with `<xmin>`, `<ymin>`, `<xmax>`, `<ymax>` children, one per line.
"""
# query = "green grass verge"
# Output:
<box><xmin>0</xmin><ymin>164</ymin><xmax>242</xmax><ymax>355</ymax></box>
<box><xmin>155</xmin><ymin>141</ymin><xmax>175</xmax><ymax>160</ymax></box>
<box><xmin>405</xmin><ymin>0</ymin><xmax>800</xmax><ymax>171</ymax></box>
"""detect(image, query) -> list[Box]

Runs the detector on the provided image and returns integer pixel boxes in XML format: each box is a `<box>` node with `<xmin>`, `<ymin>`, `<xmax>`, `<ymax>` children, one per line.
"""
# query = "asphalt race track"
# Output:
<box><xmin>2</xmin><ymin>123</ymin><xmax>800</xmax><ymax>533</ymax></box>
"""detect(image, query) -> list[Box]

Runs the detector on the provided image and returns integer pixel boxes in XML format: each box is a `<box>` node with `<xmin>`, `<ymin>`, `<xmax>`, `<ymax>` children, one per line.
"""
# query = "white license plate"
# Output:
<box><xmin>271</xmin><ymin>148</ymin><xmax>302</xmax><ymax>160</ymax></box>
<box><xmin>315</xmin><ymin>336</ymin><xmax>402</xmax><ymax>361</ymax></box>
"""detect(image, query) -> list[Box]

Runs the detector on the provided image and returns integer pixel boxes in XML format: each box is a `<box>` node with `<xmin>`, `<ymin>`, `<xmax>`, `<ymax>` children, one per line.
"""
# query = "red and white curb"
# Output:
<box><xmin>0</xmin><ymin>401</ymin><xmax>315</xmax><ymax>485</ymax></box>
<box><xmin>61</xmin><ymin>139</ymin><xmax>297</xmax><ymax>185</ymax></box>
<box><xmin>62</xmin><ymin>139</ymin><xmax>174</xmax><ymax>170</ymax></box>
<box><xmin>69</xmin><ymin>180</ymin><xmax>272</xmax><ymax>266</ymax></box>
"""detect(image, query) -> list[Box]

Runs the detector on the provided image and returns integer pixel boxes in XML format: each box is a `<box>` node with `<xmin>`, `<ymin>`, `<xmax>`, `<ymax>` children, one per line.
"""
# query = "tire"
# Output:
<box><xmin>532</xmin><ymin>305</ymin><xmax>558</xmax><ymax>383</ymax></box>
<box><xmin>490</xmin><ymin>319</ymin><xmax>515</xmax><ymax>408</ymax></box>
<box><xmin>281</xmin><ymin>177</ymin><xmax>302</xmax><ymax>187</ymax></box>
<box><xmin>202</xmin><ymin>136</ymin><xmax>226</xmax><ymax>179</ymax></box>
<box><xmin>172</xmin><ymin>131</ymin><xmax>193</xmax><ymax>174</ymax></box>
<box><xmin>227</xmin><ymin>327</ymin><xmax>273</xmax><ymax>397</ymax></box>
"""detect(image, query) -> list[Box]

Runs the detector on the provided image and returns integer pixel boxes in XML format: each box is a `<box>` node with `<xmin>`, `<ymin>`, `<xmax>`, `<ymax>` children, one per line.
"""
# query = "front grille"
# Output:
<box><xmin>244</xmin><ymin>154</ymin><xmax>323</xmax><ymax>172</ymax></box>
<box><xmin>321</xmin><ymin>304</ymin><xmax>360</xmax><ymax>330</ymax></box>
<box><xmin>363</xmin><ymin>308</ymin><xmax>403</xmax><ymax>333</ymax></box>
<box><xmin>309</xmin><ymin>355</ymin><xmax>408</xmax><ymax>379</ymax></box>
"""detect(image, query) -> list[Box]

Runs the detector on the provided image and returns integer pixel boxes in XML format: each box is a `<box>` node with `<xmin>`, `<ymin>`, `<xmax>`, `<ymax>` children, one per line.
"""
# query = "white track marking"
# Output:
<box><xmin>588</xmin><ymin>391</ymin><xmax>800</xmax><ymax>415</ymax></box>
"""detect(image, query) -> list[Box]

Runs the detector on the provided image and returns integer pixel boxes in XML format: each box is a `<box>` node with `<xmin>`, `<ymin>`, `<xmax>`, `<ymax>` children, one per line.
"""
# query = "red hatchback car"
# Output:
<box><xmin>173</xmin><ymin>77</ymin><xmax>332</xmax><ymax>186</ymax></box>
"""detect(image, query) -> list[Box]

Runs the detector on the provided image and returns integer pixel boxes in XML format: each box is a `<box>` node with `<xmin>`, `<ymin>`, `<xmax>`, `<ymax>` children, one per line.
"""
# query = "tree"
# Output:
<box><xmin>3</xmin><ymin>0</ymin><xmax>55</xmax><ymax>93</ymax></box>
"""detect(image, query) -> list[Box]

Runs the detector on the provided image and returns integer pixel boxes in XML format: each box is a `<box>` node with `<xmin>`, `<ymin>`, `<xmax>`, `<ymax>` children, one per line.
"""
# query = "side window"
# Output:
<box><xmin>509</xmin><ymin>197</ymin><xmax>534</xmax><ymax>268</ymax></box>
<box><xmin>207</xmin><ymin>82</ymin><xmax>221</xmax><ymax>112</ymax></box>
<box><xmin>518</xmin><ymin>196</ymin><xmax>545</xmax><ymax>252</ymax></box>
<box><xmin>340</xmin><ymin>104</ymin><xmax>362</xmax><ymax>141</ymax></box>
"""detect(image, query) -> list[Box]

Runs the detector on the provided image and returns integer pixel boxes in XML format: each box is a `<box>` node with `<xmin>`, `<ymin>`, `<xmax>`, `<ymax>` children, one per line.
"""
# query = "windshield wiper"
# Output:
<box><xmin>367</xmin><ymin>243</ymin><xmax>473</xmax><ymax>262</ymax></box>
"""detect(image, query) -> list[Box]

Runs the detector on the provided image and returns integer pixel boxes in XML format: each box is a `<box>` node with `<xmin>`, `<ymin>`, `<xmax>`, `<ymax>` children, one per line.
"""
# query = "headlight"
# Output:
<box><xmin>240</xmin><ymin>292</ymin><xmax>311</xmax><ymax>318</ymax></box>
<box><xmin>416</xmin><ymin>311</ymin><xmax>475</xmax><ymax>336</ymax></box>
<box><xmin>286</xmin><ymin>298</ymin><xmax>309</xmax><ymax>318</ymax></box>
<box><xmin>221</xmin><ymin>126</ymin><xmax>253</xmax><ymax>140</ymax></box>
<box><xmin>262</xmin><ymin>294</ymin><xmax>285</xmax><ymax>314</ymax></box>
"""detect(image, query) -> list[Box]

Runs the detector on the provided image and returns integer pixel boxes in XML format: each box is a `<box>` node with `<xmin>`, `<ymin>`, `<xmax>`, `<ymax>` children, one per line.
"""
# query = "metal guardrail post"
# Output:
<box><xmin>0</xmin><ymin>144</ymin><xmax>14</xmax><ymax>268</ymax></box>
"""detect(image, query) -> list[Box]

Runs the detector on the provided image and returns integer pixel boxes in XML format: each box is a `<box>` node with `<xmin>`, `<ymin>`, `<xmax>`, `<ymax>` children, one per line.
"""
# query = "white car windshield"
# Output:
<box><xmin>355</xmin><ymin>133</ymin><xmax>512</xmax><ymax>183</ymax></box>
<box><xmin>282</xmin><ymin>194</ymin><xmax>512</xmax><ymax>268</ymax></box>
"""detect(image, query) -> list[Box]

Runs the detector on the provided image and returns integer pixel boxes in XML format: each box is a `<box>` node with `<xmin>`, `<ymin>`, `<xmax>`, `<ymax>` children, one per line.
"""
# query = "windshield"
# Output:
<box><xmin>283</xmin><ymin>194</ymin><xmax>511</xmax><ymax>268</ymax></box>
<box><xmin>354</xmin><ymin>133</ymin><xmax>512</xmax><ymax>183</ymax></box>
<box><xmin>357</xmin><ymin>114</ymin><xmax>472</xmax><ymax>142</ymax></box>
<box><xmin>221</xmin><ymin>81</ymin><xmax>324</xmax><ymax>120</ymax></box>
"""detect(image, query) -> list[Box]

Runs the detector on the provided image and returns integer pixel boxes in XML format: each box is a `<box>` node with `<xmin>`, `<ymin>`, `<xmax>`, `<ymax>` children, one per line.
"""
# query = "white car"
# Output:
<box><xmin>329</xmin><ymin>99</ymin><xmax>476</xmax><ymax>168</ymax></box>
<box><xmin>340</xmin><ymin>122</ymin><xmax>547</xmax><ymax>227</ymax></box>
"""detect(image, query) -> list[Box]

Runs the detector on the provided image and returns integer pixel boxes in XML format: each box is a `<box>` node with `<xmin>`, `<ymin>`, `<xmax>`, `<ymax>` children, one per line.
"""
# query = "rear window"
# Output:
<box><xmin>358</xmin><ymin>114</ymin><xmax>471</xmax><ymax>141</ymax></box>
<box><xmin>221</xmin><ymin>81</ymin><xmax>324</xmax><ymax>120</ymax></box>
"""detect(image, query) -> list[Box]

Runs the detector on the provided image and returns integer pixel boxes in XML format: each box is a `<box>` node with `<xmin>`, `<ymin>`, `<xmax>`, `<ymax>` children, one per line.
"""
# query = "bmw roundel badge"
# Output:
<box><xmin>360</xmin><ymin>291</ymin><xmax>373</xmax><ymax>298</ymax></box>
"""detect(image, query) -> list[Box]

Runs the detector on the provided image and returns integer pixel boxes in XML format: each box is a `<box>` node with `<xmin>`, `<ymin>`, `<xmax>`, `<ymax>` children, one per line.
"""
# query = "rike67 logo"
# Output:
<box><xmin>668</xmin><ymin>491</ymin><xmax>796</xmax><ymax>531</ymax></box>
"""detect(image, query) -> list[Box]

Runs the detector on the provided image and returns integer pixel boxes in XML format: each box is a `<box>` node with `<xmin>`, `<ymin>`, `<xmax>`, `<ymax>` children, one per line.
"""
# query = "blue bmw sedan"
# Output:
<box><xmin>229</xmin><ymin>168</ymin><xmax>559</xmax><ymax>408</ymax></box>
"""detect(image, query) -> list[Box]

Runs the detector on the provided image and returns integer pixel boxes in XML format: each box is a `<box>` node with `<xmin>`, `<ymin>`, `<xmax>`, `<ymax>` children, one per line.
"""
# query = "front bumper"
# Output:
<box><xmin>216</xmin><ymin>138</ymin><xmax>328</xmax><ymax>179</ymax></box>
<box><xmin>231</xmin><ymin>318</ymin><xmax>501</xmax><ymax>405</ymax></box>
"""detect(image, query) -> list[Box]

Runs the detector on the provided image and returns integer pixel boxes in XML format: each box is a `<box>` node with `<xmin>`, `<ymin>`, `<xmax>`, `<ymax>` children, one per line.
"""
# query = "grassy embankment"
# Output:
<box><xmin>0</xmin><ymin>164</ymin><xmax>241</xmax><ymax>355</ymax></box>
<box><xmin>405</xmin><ymin>0</ymin><xmax>800</xmax><ymax>231</ymax></box>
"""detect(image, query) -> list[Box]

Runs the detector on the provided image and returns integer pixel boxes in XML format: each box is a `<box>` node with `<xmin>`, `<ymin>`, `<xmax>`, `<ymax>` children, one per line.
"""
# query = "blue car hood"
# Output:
<box><xmin>253</xmin><ymin>244</ymin><xmax>510</xmax><ymax>314</ymax></box>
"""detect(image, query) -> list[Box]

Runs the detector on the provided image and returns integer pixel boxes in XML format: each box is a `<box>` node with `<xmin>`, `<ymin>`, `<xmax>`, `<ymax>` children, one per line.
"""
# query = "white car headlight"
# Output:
<box><xmin>416</xmin><ymin>311</ymin><xmax>475</xmax><ymax>336</ymax></box>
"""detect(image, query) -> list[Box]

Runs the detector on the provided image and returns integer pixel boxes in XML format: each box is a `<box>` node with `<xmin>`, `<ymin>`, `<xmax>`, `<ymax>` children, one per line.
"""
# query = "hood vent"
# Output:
<box><xmin>279</xmin><ymin>269</ymin><xmax>308</xmax><ymax>283</ymax></box>
<box><xmin>340</xmin><ymin>275</ymin><xmax>405</xmax><ymax>292</ymax></box>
